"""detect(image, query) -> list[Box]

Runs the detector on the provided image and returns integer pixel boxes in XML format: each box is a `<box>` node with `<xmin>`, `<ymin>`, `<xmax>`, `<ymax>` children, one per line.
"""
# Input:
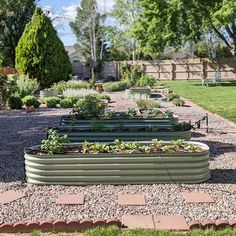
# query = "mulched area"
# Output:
<box><xmin>0</xmin><ymin>92</ymin><xmax>235</xmax><ymax>224</ymax></box>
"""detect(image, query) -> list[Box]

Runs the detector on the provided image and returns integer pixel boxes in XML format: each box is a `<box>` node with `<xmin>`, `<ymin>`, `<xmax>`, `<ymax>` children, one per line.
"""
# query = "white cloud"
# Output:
<box><xmin>62</xmin><ymin>5</ymin><xmax>78</xmax><ymax>21</ymax></box>
<box><xmin>97</xmin><ymin>0</ymin><xmax>115</xmax><ymax>13</ymax></box>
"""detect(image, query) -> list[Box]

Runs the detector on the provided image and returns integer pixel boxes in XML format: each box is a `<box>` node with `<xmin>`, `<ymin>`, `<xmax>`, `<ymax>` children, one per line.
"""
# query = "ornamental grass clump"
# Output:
<box><xmin>137</xmin><ymin>99</ymin><xmax>161</xmax><ymax>109</ymax></box>
<box><xmin>63</xmin><ymin>88</ymin><xmax>98</xmax><ymax>98</ymax></box>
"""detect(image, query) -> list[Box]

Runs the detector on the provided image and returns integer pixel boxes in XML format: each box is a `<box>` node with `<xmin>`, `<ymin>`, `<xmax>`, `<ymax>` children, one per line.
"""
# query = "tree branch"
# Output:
<box><xmin>211</xmin><ymin>24</ymin><xmax>233</xmax><ymax>49</ymax></box>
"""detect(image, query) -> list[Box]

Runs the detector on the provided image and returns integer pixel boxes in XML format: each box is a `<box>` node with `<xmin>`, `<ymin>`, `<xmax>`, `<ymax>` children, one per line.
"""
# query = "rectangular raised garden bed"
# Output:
<box><xmin>24</xmin><ymin>141</ymin><xmax>210</xmax><ymax>185</ymax></box>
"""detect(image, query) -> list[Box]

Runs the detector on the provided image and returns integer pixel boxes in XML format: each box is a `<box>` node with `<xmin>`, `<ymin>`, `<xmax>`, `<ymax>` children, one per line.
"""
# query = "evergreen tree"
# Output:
<box><xmin>15</xmin><ymin>7</ymin><xmax>72</xmax><ymax>88</ymax></box>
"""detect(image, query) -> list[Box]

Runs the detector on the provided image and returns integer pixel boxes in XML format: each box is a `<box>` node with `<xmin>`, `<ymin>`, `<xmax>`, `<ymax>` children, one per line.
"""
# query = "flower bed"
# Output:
<box><xmin>24</xmin><ymin>140</ymin><xmax>210</xmax><ymax>185</ymax></box>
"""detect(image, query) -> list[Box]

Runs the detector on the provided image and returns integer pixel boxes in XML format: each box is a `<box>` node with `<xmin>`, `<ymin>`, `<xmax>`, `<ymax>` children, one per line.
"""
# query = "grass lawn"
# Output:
<box><xmin>160</xmin><ymin>80</ymin><xmax>236</xmax><ymax>123</ymax></box>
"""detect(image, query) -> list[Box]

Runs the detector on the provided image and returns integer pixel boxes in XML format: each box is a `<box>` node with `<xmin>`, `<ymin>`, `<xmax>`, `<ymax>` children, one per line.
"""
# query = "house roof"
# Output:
<box><xmin>65</xmin><ymin>46</ymin><xmax>77</xmax><ymax>56</ymax></box>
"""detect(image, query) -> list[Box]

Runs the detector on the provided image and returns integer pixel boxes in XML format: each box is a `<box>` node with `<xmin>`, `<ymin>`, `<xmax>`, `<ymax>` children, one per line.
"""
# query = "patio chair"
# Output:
<box><xmin>201</xmin><ymin>75</ymin><xmax>208</xmax><ymax>86</ymax></box>
<box><xmin>213</xmin><ymin>71</ymin><xmax>221</xmax><ymax>85</ymax></box>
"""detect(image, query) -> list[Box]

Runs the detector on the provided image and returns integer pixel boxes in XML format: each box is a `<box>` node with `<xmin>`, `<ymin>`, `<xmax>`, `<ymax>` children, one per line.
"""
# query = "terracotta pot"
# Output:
<box><xmin>26</xmin><ymin>105</ymin><xmax>35</xmax><ymax>113</ymax></box>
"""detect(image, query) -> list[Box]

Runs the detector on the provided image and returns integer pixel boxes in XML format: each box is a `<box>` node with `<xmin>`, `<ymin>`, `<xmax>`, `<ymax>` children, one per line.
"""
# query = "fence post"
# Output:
<box><xmin>171</xmin><ymin>63</ymin><xmax>175</xmax><ymax>80</ymax></box>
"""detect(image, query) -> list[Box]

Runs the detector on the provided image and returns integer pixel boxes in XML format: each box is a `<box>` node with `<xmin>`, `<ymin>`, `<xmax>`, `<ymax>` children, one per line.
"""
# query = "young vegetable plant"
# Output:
<box><xmin>41</xmin><ymin>129</ymin><xmax>69</xmax><ymax>154</ymax></box>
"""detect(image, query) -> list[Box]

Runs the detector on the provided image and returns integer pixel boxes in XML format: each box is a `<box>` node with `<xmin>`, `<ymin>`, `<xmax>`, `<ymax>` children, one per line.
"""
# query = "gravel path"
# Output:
<box><xmin>0</xmin><ymin>92</ymin><xmax>235</xmax><ymax>223</ymax></box>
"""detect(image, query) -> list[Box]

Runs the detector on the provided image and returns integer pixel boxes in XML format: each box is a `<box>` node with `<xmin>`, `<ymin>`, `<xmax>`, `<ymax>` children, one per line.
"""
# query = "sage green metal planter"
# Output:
<box><xmin>24</xmin><ymin>141</ymin><xmax>210</xmax><ymax>185</ymax></box>
<box><xmin>53</xmin><ymin>127</ymin><xmax>191</xmax><ymax>142</ymax></box>
<box><xmin>60</xmin><ymin>116</ymin><xmax>179</xmax><ymax>129</ymax></box>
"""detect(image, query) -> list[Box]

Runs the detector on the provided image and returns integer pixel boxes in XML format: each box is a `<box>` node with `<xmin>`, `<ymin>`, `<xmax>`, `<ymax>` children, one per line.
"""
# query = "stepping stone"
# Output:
<box><xmin>0</xmin><ymin>190</ymin><xmax>25</xmax><ymax>204</ymax></box>
<box><xmin>154</xmin><ymin>215</ymin><xmax>189</xmax><ymax>231</ymax></box>
<box><xmin>122</xmin><ymin>215</ymin><xmax>154</xmax><ymax>229</ymax></box>
<box><xmin>56</xmin><ymin>194</ymin><xmax>85</xmax><ymax>205</ymax></box>
<box><xmin>118</xmin><ymin>194</ymin><xmax>146</xmax><ymax>206</ymax></box>
<box><xmin>182</xmin><ymin>192</ymin><xmax>215</xmax><ymax>203</ymax></box>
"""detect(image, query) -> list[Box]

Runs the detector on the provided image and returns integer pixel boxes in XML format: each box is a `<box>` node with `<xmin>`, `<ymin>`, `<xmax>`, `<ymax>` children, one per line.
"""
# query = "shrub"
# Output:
<box><xmin>120</xmin><ymin>64</ymin><xmax>143</xmax><ymax>86</ymax></box>
<box><xmin>93</xmin><ymin>94</ymin><xmax>111</xmax><ymax>101</ymax></box>
<box><xmin>15</xmin><ymin>7</ymin><xmax>72</xmax><ymax>88</ymax></box>
<box><xmin>60</xmin><ymin>97</ymin><xmax>77</xmax><ymax>108</ymax></box>
<box><xmin>7</xmin><ymin>95</ymin><xmax>22</xmax><ymax>109</ymax></box>
<box><xmin>55</xmin><ymin>80</ymin><xmax>90</xmax><ymax>93</ymax></box>
<box><xmin>136</xmin><ymin>74</ymin><xmax>157</xmax><ymax>87</ymax></box>
<box><xmin>41</xmin><ymin>129</ymin><xmax>68</xmax><ymax>154</ymax></box>
<box><xmin>63</xmin><ymin>88</ymin><xmax>98</xmax><ymax>98</ymax></box>
<box><xmin>44</xmin><ymin>97</ymin><xmax>60</xmax><ymax>108</ymax></box>
<box><xmin>75</xmin><ymin>95</ymin><xmax>106</xmax><ymax>119</ymax></box>
<box><xmin>165</xmin><ymin>93</ymin><xmax>180</xmax><ymax>101</ymax></box>
<box><xmin>103</xmin><ymin>81</ymin><xmax>129</xmax><ymax>92</ymax></box>
<box><xmin>16</xmin><ymin>74</ymin><xmax>39</xmax><ymax>98</ymax></box>
<box><xmin>137</xmin><ymin>99</ymin><xmax>161</xmax><ymax>109</ymax></box>
<box><xmin>172</xmin><ymin>122</ymin><xmax>193</xmax><ymax>131</ymax></box>
<box><xmin>22</xmin><ymin>95</ymin><xmax>40</xmax><ymax>108</ymax></box>
<box><xmin>172</xmin><ymin>97</ymin><xmax>185</xmax><ymax>106</ymax></box>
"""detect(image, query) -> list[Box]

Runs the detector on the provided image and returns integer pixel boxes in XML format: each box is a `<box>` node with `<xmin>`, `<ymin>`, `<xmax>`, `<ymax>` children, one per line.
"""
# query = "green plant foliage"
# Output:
<box><xmin>165</xmin><ymin>93</ymin><xmax>180</xmax><ymax>102</ymax></box>
<box><xmin>60</xmin><ymin>97</ymin><xmax>77</xmax><ymax>108</ymax></box>
<box><xmin>172</xmin><ymin>122</ymin><xmax>193</xmax><ymax>131</ymax></box>
<box><xmin>172</xmin><ymin>97</ymin><xmax>185</xmax><ymax>107</ymax></box>
<box><xmin>120</xmin><ymin>63</ymin><xmax>143</xmax><ymax>86</ymax></box>
<box><xmin>103</xmin><ymin>80</ymin><xmax>130</xmax><ymax>92</ymax></box>
<box><xmin>44</xmin><ymin>97</ymin><xmax>61</xmax><ymax>108</ymax></box>
<box><xmin>22</xmin><ymin>95</ymin><xmax>40</xmax><ymax>107</ymax></box>
<box><xmin>54</xmin><ymin>80</ymin><xmax>90</xmax><ymax>93</ymax></box>
<box><xmin>133</xmin><ymin>0</ymin><xmax>236</xmax><ymax>56</ymax></box>
<box><xmin>137</xmin><ymin>99</ymin><xmax>161</xmax><ymax>109</ymax></box>
<box><xmin>136</xmin><ymin>74</ymin><xmax>157</xmax><ymax>87</ymax></box>
<box><xmin>75</xmin><ymin>95</ymin><xmax>106</xmax><ymax>119</ymax></box>
<box><xmin>16</xmin><ymin>74</ymin><xmax>39</xmax><ymax>98</ymax></box>
<box><xmin>15</xmin><ymin>7</ymin><xmax>72</xmax><ymax>88</ymax></box>
<box><xmin>41</xmin><ymin>129</ymin><xmax>68</xmax><ymax>154</ymax></box>
<box><xmin>93</xmin><ymin>94</ymin><xmax>111</xmax><ymax>101</ymax></box>
<box><xmin>7</xmin><ymin>94</ymin><xmax>22</xmax><ymax>109</ymax></box>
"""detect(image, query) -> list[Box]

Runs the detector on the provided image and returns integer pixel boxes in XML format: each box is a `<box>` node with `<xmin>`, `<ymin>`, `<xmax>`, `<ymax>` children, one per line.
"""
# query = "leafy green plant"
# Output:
<box><xmin>165</xmin><ymin>93</ymin><xmax>180</xmax><ymax>101</ymax></box>
<box><xmin>172</xmin><ymin>122</ymin><xmax>193</xmax><ymax>131</ymax></box>
<box><xmin>103</xmin><ymin>80</ymin><xmax>130</xmax><ymax>92</ymax></box>
<box><xmin>171</xmin><ymin>139</ymin><xmax>185</xmax><ymax>149</ymax></box>
<box><xmin>173</xmin><ymin>97</ymin><xmax>185</xmax><ymax>106</ymax></box>
<box><xmin>7</xmin><ymin>94</ymin><xmax>22</xmax><ymax>109</ymax></box>
<box><xmin>137</xmin><ymin>99</ymin><xmax>161</xmax><ymax>109</ymax></box>
<box><xmin>163</xmin><ymin>110</ymin><xmax>174</xmax><ymax>119</ymax></box>
<box><xmin>22</xmin><ymin>95</ymin><xmax>40</xmax><ymax>108</ymax></box>
<box><xmin>142</xmin><ymin>109</ymin><xmax>162</xmax><ymax>118</ymax></box>
<box><xmin>104</xmin><ymin>109</ymin><xmax>116</xmax><ymax>119</ymax></box>
<box><xmin>60</xmin><ymin>97</ymin><xmax>77</xmax><ymax>108</ymax></box>
<box><xmin>63</xmin><ymin>88</ymin><xmax>98</xmax><ymax>98</ymax></box>
<box><xmin>44</xmin><ymin>97</ymin><xmax>61</xmax><ymax>108</ymax></box>
<box><xmin>125</xmin><ymin>108</ymin><xmax>136</xmax><ymax>118</ymax></box>
<box><xmin>136</xmin><ymin>74</ymin><xmax>157</xmax><ymax>87</ymax></box>
<box><xmin>162</xmin><ymin>145</ymin><xmax>175</xmax><ymax>153</ymax></box>
<box><xmin>41</xmin><ymin>129</ymin><xmax>68</xmax><ymax>154</ymax></box>
<box><xmin>16</xmin><ymin>74</ymin><xmax>39</xmax><ymax>98</ymax></box>
<box><xmin>93</xmin><ymin>94</ymin><xmax>111</xmax><ymax>101</ymax></box>
<box><xmin>75</xmin><ymin>95</ymin><xmax>106</xmax><ymax>119</ymax></box>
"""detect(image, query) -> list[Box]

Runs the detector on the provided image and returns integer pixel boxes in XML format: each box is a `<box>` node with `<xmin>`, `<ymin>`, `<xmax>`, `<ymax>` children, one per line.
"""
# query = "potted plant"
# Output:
<box><xmin>22</xmin><ymin>95</ymin><xmax>40</xmax><ymax>112</ymax></box>
<box><xmin>24</xmin><ymin>131</ymin><xmax>210</xmax><ymax>185</ymax></box>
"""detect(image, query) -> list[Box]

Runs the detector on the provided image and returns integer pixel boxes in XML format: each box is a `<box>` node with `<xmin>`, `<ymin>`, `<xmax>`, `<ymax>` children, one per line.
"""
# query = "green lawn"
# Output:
<box><xmin>160</xmin><ymin>80</ymin><xmax>236</xmax><ymax>123</ymax></box>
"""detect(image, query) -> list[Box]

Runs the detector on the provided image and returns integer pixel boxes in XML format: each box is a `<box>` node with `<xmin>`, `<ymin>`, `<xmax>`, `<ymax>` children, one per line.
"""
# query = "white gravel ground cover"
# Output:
<box><xmin>0</xmin><ymin>92</ymin><xmax>235</xmax><ymax>223</ymax></box>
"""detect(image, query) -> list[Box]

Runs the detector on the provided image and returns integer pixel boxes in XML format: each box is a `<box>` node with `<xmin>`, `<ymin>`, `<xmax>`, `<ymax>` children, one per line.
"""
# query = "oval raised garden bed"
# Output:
<box><xmin>24</xmin><ymin>141</ymin><xmax>210</xmax><ymax>185</ymax></box>
<box><xmin>52</xmin><ymin>126</ymin><xmax>191</xmax><ymax>142</ymax></box>
<box><xmin>60</xmin><ymin>115</ymin><xmax>179</xmax><ymax>129</ymax></box>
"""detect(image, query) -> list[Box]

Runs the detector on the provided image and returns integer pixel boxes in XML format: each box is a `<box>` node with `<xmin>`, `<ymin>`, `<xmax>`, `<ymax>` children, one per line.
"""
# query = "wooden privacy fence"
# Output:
<box><xmin>100</xmin><ymin>58</ymin><xmax>236</xmax><ymax>81</ymax></box>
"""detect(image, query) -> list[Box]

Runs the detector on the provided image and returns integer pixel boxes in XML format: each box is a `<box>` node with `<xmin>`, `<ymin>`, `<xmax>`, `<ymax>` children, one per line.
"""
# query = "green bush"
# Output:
<box><xmin>55</xmin><ymin>80</ymin><xmax>90</xmax><ymax>93</ymax></box>
<box><xmin>16</xmin><ymin>74</ymin><xmax>39</xmax><ymax>98</ymax></box>
<box><xmin>7</xmin><ymin>95</ymin><xmax>22</xmax><ymax>109</ymax></box>
<box><xmin>44</xmin><ymin>97</ymin><xmax>60</xmax><ymax>108</ymax></box>
<box><xmin>136</xmin><ymin>74</ymin><xmax>157</xmax><ymax>87</ymax></box>
<box><xmin>120</xmin><ymin>64</ymin><xmax>143</xmax><ymax>86</ymax></box>
<box><xmin>60</xmin><ymin>97</ymin><xmax>78</xmax><ymax>108</ymax></box>
<box><xmin>93</xmin><ymin>94</ymin><xmax>111</xmax><ymax>101</ymax></box>
<box><xmin>22</xmin><ymin>95</ymin><xmax>40</xmax><ymax>108</ymax></box>
<box><xmin>137</xmin><ymin>99</ymin><xmax>161</xmax><ymax>109</ymax></box>
<box><xmin>103</xmin><ymin>81</ymin><xmax>129</xmax><ymax>92</ymax></box>
<box><xmin>15</xmin><ymin>7</ymin><xmax>72</xmax><ymax>88</ymax></box>
<box><xmin>165</xmin><ymin>93</ymin><xmax>180</xmax><ymax>101</ymax></box>
<box><xmin>75</xmin><ymin>95</ymin><xmax>106</xmax><ymax>119</ymax></box>
<box><xmin>172</xmin><ymin>97</ymin><xmax>185</xmax><ymax>106</ymax></box>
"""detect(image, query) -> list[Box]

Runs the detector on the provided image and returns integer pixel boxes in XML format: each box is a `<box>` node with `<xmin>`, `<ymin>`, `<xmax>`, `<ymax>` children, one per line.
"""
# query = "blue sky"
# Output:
<box><xmin>38</xmin><ymin>0</ymin><xmax>115</xmax><ymax>46</ymax></box>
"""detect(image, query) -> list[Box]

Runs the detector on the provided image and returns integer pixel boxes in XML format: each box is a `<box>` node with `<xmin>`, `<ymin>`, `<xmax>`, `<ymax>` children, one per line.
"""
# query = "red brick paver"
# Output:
<box><xmin>118</xmin><ymin>194</ymin><xmax>146</xmax><ymax>206</ymax></box>
<box><xmin>122</xmin><ymin>215</ymin><xmax>154</xmax><ymax>229</ymax></box>
<box><xmin>0</xmin><ymin>190</ymin><xmax>25</xmax><ymax>204</ymax></box>
<box><xmin>154</xmin><ymin>215</ymin><xmax>189</xmax><ymax>231</ymax></box>
<box><xmin>183</xmin><ymin>192</ymin><xmax>215</xmax><ymax>203</ymax></box>
<box><xmin>56</xmin><ymin>194</ymin><xmax>85</xmax><ymax>205</ymax></box>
